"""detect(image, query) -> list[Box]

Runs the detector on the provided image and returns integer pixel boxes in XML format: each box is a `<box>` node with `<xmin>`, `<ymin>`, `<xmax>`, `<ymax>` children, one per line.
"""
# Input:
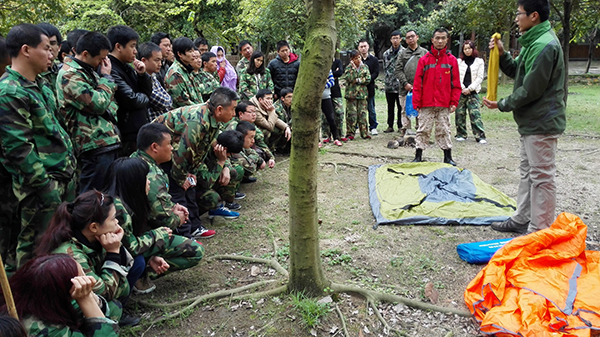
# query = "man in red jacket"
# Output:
<box><xmin>412</xmin><ymin>28</ymin><xmax>462</xmax><ymax>166</ymax></box>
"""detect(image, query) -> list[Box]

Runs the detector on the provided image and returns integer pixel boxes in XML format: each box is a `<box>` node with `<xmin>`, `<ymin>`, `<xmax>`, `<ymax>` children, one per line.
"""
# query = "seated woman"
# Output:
<box><xmin>35</xmin><ymin>190</ymin><xmax>144</xmax><ymax>323</ymax></box>
<box><xmin>238</xmin><ymin>51</ymin><xmax>274</xmax><ymax>101</ymax></box>
<box><xmin>0</xmin><ymin>254</ymin><xmax>119</xmax><ymax>337</ymax></box>
<box><xmin>103</xmin><ymin>157</ymin><xmax>204</xmax><ymax>289</ymax></box>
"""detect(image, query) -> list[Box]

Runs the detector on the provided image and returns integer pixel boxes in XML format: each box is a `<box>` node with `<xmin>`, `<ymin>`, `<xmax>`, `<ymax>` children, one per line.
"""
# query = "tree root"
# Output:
<box><xmin>334</xmin><ymin>303</ymin><xmax>349</xmax><ymax>337</ymax></box>
<box><xmin>210</xmin><ymin>254</ymin><xmax>289</xmax><ymax>278</ymax></box>
<box><xmin>326</xmin><ymin>149</ymin><xmax>411</xmax><ymax>161</ymax></box>
<box><xmin>229</xmin><ymin>284</ymin><xmax>287</xmax><ymax>301</ymax></box>
<box><xmin>320</xmin><ymin>161</ymin><xmax>370</xmax><ymax>174</ymax></box>
<box><xmin>368</xmin><ymin>299</ymin><xmax>408</xmax><ymax>337</ymax></box>
<box><xmin>330</xmin><ymin>282</ymin><xmax>471</xmax><ymax>317</ymax></box>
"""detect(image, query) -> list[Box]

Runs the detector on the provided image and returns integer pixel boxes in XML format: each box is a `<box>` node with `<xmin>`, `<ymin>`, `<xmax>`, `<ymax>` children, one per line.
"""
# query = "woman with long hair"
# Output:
<box><xmin>0</xmin><ymin>254</ymin><xmax>119</xmax><ymax>336</ymax></box>
<box><xmin>210</xmin><ymin>46</ymin><xmax>237</xmax><ymax>91</ymax></box>
<box><xmin>456</xmin><ymin>40</ymin><xmax>486</xmax><ymax>143</ymax></box>
<box><xmin>238</xmin><ymin>51</ymin><xmax>274</xmax><ymax>100</ymax></box>
<box><xmin>103</xmin><ymin>158</ymin><xmax>204</xmax><ymax>290</ymax></box>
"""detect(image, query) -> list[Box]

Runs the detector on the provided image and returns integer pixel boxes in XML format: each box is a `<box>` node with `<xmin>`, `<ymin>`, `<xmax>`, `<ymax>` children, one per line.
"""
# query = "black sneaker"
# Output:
<box><xmin>119</xmin><ymin>312</ymin><xmax>141</xmax><ymax>327</ymax></box>
<box><xmin>242</xmin><ymin>177</ymin><xmax>257</xmax><ymax>184</ymax></box>
<box><xmin>235</xmin><ymin>192</ymin><xmax>246</xmax><ymax>200</ymax></box>
<box><xmin>491</xmin><ymin>218</ymin><xmax>529</xmax><ymax>234</ymax></box>
<box><xmin>225</xmin><ymin>202</ymin><xmax>242</xmax><ymax>211</ymax></box>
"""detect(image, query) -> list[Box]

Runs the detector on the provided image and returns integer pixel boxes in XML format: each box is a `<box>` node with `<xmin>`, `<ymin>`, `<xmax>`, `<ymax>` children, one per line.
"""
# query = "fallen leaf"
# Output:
<box><xmin>424</xmin><ymin>282</ymin><xmax>439</xmax><ymax>304</ymax></box>
<box><xmin>317</xmin><ymin>296</ymin><xmax>333</xmax><ymax>304</ymax></box>
<box><xmin>250</xmin><ymin>265</ymin><xmax>260</xmax><ymax>276</ymax></box>
<box><xmin>329</xmin><ymin>325</ymin><xmax>339</xmax><ymax>334</ymax></box>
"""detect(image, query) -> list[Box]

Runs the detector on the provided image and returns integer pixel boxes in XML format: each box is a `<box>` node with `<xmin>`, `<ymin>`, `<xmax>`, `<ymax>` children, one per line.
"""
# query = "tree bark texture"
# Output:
<box><xmin>562</xmin><ymin>0</ymin><xmax>572</xmax><ymax>102</ymax></box>
<box><xmin>287</xmin><ymin>0</ymin><xmax>336</xmax><ymax>295</ymax></box>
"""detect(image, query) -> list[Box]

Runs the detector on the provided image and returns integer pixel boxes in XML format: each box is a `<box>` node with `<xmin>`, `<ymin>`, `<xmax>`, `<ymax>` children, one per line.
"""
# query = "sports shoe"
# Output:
<box><xmin>318</xmin><ymin>142</ymin><xmax>323</xmax><ymax>148</ymax></box>
<box><xmin>242</xmin><ymin>176</ymin><xmax>257</xmax><ymax>184</ymax></box>
<box><xmin>346</xmin><ymin>135</ymin><xmax>355</xmax><ymax>140</ymax></box>
<box><xmin>383</xmin><ymin>127</ymin><xmax>394</xmax><ymax>133</ymax></box>
<box><xmin>491</xmin><ymin>218</ymin><xmax>528</xmax><ymax>234</ymax></box>
<box><xmin>133</xmin><ymin>277</ymin><xmax>156</xmax><ymax>294</ymax></box>
<box><xmin>370</xmin><ymin>129</ymin><xmax>379</xmax><ymax>135</ymax></box>
<box><xmin>363</xmin><ymin>135</ymin><xmax>372</xmax><ymax>139</ymax></box>
<box><xmin>478</xmin><ymin>139</ymin><xmax>487</xmax><ymax>144</ymax></box>
<box><xmin>333</xmin><ymin>140</ymin><xmax>343</xmax><ymax>146</ymax></box>
<box><xmin>119</xmin><ymin>311</ymin><xmax>141</xmax><ymax>327</ymax></box>
<box><xmin>191</xmin><ymin>226</ymin><xmax>216</xmax><ymax>238</ymax></box>
<box><xmin>340</xmin><ymin>137</ymin><xmax>349</xmax><ymax>142</ymax></box>
<box><xmin>455</xmin><ymin>137</ymin><xmax>466</xmax><ymax>141</ymax></box>
<box><xmin>208</xmin><ymin>206</ymin><xmax>240</xmax><ymax>219</ymax></box>
<box><xmin>225</xmin><ymin>202</ymin><xmax>242</xmax><ymax>210</ymax></box>
<box><xmin>234</xmin><ymin>192</ymin><xmax>246</xmax><ymax>200</ymax></box>
<box><xmin>322</xmin><ymin>138</ymin><xmax>331</xmax><ymax>144</ymax></box>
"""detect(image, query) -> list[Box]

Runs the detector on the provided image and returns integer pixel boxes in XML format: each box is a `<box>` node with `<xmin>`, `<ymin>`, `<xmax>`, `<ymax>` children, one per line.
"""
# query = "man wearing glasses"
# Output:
<box><xmin>484</xmin><ymin>0</ymin><xmax>565</xmax><ymax>234</ymax></box>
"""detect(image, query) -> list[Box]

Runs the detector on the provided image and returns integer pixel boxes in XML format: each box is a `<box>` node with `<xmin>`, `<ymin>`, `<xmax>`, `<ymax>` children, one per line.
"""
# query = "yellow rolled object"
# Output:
<box><xmin>487</xmin><ymin>33</ymin><xmax>501</xmax><ymax>101</ymax></box>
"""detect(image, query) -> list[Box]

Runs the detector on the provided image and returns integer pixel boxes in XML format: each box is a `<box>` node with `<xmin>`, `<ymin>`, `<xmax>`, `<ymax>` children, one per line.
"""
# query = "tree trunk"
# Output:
<box><xmin>585</xmin><ymin>28</ymin><xmax>597</xmax><ymax>74</ymax></box>
<box><xmin>287</xmin><ymin>0</ymin><xmax>336</xmax><ymax>296</ymax></box>
<box><xmin>562</xmin><ymin>0</ymin><xmax>572</xmax><ymax>102</ymax></box>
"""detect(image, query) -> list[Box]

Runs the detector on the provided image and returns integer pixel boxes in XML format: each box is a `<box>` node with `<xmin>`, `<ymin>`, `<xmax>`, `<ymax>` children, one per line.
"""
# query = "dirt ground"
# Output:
<box><xmin>125</xmin><ymin>92</ymin><xmax>600</xmax><ymax>337</ymax></box>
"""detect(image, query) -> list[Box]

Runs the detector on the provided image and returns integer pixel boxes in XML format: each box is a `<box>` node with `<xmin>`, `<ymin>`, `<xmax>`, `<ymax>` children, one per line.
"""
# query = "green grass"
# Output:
<box><xmin>289</xmin><ymin>292</ymin><xmax>330</xmax><ymax>329</ymax></box>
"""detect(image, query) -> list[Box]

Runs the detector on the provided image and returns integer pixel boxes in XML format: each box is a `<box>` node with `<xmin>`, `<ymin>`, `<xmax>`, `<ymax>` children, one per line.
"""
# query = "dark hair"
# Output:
<box><xmin>137</xmin><ymin>42</ymin><xmax>162</xmax><ymax>60</ymax></box>
<box><xmin>247</xmin><ymin>51</ymin><xmax>265</xmax><ymax>75</ymax></box>
<box><xmin>256</xmin><ymin>88</ymin><xmax>272</xmax><ymax>99</ymax></box>
<box><xmin>104</xmin><ymin>157</ymin><xmax>150</xmax><ymax>236</ymax></box>
<box><xmin>357</xmin><ymin>38</ymin><xmax>369</xmax><ymax>46</ymax></box>
<box><xmin>35</xmin><ymin>190</ymin><xmax>114</xmax><ymax>256</ymax></box>
<box><xmin>201</xmin><ymin>51</ymin><xmax>216</xmax><ymax>68</ymax></box>
<box><xmin>106</xmin><ymin>25</ymin><xmax>139</xmax><ymax>51</ymax></box>
<box><xmin>66</xmin><ymin>29</ymin><xmax>89</xmax><ymax>53</ymax></box>
<box><xmin>276</xmin><ymin>40</ymin><xmax>290</xmax><ymax>52</ymax></box>
<box><xmin>58</xmin><ymin>40</ymin><xmax>72</xmax><ymax>62</ymax></box>
<box><xmin>36</xmin><ymin>23</ymin><xmax>62</xmax><ymax>43</ymax></box>
<box><xmin>405</xmin><ymin>29</ymin><xmax>417</xmax><ymax>36</ymax></box>
<box><xmin>517</xmin><ymin>0</ymin><xmax>550</xmax><ymax>22</ymax></box>
<box><xmin>459</xmin><ymin>40</ymin><xmax>479</xmax><ymax>59</ymax></box>
<box><xmin>5</xmin><ymin>24</ymin><xmax>45</xmax><ymax>58</ymax></box>
<box><xmin>150</xmin><ymin>32</ymin><xmax>170</xmax><ymax>46</ymax></box>
<box><xmin>75</xmin><ymin>32</ymin><xmax>110</xmax><ymax>57</ymax></box>
<box><xmin>390</xmin><ymin>30</ymin><xmax>401</xmax><ymax>38</ymax></box>
<box><xmin>238</xmin><ymin>40</ymin><xmax>250</xmax><ymax>50</ymax></box>
<box><xmin>0</xmin><ymin>255</ymin><xmax>80</xmax><ymax>330</ymax></box>
<box><xmin>433</xmin><ymin>27</ymin><xmax>449</xmax><ymax>37</ymax></box>
<box><xmin>235</xmin><ymin>100</ymin><xmax>252</xmax><ymax>117</ymax></box>
<box><xmin>0</xmin><ymin>37</ymin><xmax>8</xmax><ymax>63</ymax></box>
<box><xmin>0</xmin><ymin>315</ymin><xmax>27</xmax><ymax>337</ymax></box>
<box><xmin>236</xmin><ymin>120</ymin><xmax>256</xmax><ymax>136</ymax></box>
<box><xmin>217</xmin><ymin>130</ymin><xmax>244</xmax><ymax>154</ymax></box>
<box><xmin>172</xmin><ymin>37</ymin><xmax>194</xmax><ymax>62</ymax></box>
<box><xmin>349</xmin><ymin>50</ymin><xmax>360</xmax><ymax>59</ymax></box>
<box><xmin>208</xmin><ymin>87</ymin><xmax>239</xmax><ymax>112</ymax></box>
<box><xmin>280</xmin><ymin>87</ymin><xmax>293</xmax><ymax>97</ymax></box>
<box><xmin>137</xmin><ymin>123</ymin><xmax>171</xmax><ymax>151</ymax></box>
<box><xmin>193</xmin><ymin>37</ymin><xmax>208</xmax><ymax>48</ymax></box>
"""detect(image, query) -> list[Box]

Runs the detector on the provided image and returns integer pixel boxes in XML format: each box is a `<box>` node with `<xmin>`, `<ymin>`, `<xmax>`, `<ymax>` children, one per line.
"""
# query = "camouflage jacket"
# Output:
<box><xmin>0</xmin><ymin>67</ymin><xmax>76</xmax><ymax>201</ymax></box>
<box><xmin>164</xmin><ymin>60</ymin><xmax>203</xmax><ymax>108</ymax></box>
<box><xmin>195</xmin><ymin>69</ymin><xmax>221</xmax><ymax>101</ymax></box>
<box><xmin>40</xmin><ymin>62</ymin><xmax>61</xmax><ymax>93</ymax></box>
<box><xmin>114</xmin><ymin>197</ymin><xmax>171</xmax><ymax>257</ymax></box>
<box><xmin>22</xmin><ymin>315</ymin><xmax>119</xmax><ymax>337</ymax></box>
<box><xmin>52</xmin><ymin>234</ymin><xmax>131</xmax><ymax>301</ymax></box>
<box><xmin>383</xmin><ymin>46</ymin><xmax>403</xmax><ymax>92</ymax></box>
<box><xmin>230</xmin><ymin>147</ymin><xmax>263</xmax><ymax>176</ymax></box>
<box><xmin>131</xmin><ymin>150</ymin><xmax>181</xmax><ymax>230</ymax></box>
<box><xmin>341</xmin><ymin>63</ymin><xmax>371</xmax><ymax>100</ymax></box>
<box><xmin>273</xmin><ymin>99</ymin><xmax>292</xmax><ymax>127</ymax></box>
<box><xmin>225</xmin><ymin>118</ymin><xmax>273</xmax><ymax>161</ymax></box>
<box><xmin>235</xmin><ymin>57</ymin><xmax>250</xmax><ymax>74</ymax></box>
<box><xmin>57</xmin><ymin>57</ymin><xmax>121</xmax><ymax>156</ymax></box>
<box><xmin>238</xmin><ymin>68</ymin><xmax>274</xmax><ymax>101</ymax></box>
<box><xmin>152</xmin><ymin>104</ymin><xmax>204</xmax><ymax>152</ymax></box>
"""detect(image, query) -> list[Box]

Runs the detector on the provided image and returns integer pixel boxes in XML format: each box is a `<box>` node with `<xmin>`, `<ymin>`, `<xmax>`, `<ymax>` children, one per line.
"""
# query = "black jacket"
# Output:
<box><xmin>330</xmin><ymin>58</ymin><xmax>344</xmax><ymax>98</ymax></box>
<box><xmin>267</xmin><ymin>54</ymin><xmax>300</xmax><ymax>97</ymax></box>
<box><xmin>362</xmin><ymin>54</ymin><xmax>379</xmax><ymax>97</ymax></box>
<box><xmin>157</xmin><ymin>60</ymin><xmax>172</xmax><ymax>89</ymax></box>
<box><xmin>108</xmin><ymin>55</ymin><xmax>152</xmax><ymax>142</ymax></box>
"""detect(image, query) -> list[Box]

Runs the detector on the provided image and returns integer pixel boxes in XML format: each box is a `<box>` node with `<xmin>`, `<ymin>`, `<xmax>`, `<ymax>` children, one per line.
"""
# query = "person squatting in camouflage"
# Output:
<box><xmin>230</xmin><ymin>121</ymin><xmax>266</xmax><ymax>179</ymax></box>
<box><xmin>341</xmin><ymin>50</ymin><xmax>371</xmax><ymax>139</ymax></box>
<box><xmin>0</xmin><ymin>24</ymin><xmax>77</xmax><ymax>269</ymax></box>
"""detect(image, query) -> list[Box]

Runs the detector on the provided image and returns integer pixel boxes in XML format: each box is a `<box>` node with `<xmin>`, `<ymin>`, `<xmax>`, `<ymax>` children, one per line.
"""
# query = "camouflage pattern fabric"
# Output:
<box><xmin>345</xmin><ymin>99</ymin><xmax>368</xmax><ymax>138</ymax></box>
<box><xmin>415</xmin><ymin>106</ymin><xmax>452</xmax><ymax>150</ymax></box>
<box><xmin>398</xmin><ymin>95</ymin><xmax>413</xmax><ymax>131</ymax></box>
<box><xmin>0</xmin><ymin>164</ymin><xmax>19</xmax><ymax>273</ymax></box>
<box><xmin>195</xmin><ymin>69</ymin><xmax>221</xmax><ymax>100</ymax></box>
<box><xmin>225</xmin><ymin>118</ymin><xmax>274</xmax><ymax>161</ymax></box>
<box><xmin>40</xmin><ymin>62</ymin><xmax>60</xmax><ymax>95</ymax></box>
<box><xmin>273</xmin><ymin>99</ymin><xmax>291</xmax><ymax>128</ymax></box>
<box><xmin>321</xmin><ymin>97</ymin><xmax>344</xmax><ymax>139</ymax></box>
<box><xmin>341</xmin><ymin>64</ymin><xmax>370</xmax><ymax>100</ymax></box>
<box><xmin>131</xmin><ymin>150</ymin><xmax>182</xmax><ymax>230</ymax></box>
<box><xmin>56</xmin><ymin>57</ymin><xmax>120</xmax><ymax>156</ymax></box>
<box><xmin>238</xmin><ymin>68</ymin><xmax>274</xmax><ymax>101</ymax></box>
<box><xmin>235</xmin><ymin>57</ymin><xmax>250</xmax><ymax>74</ymax></box>
<box><xmin>0</xmin><ymin>66</ymin><xmax>77</xmax><ymax>268</ymax></box>
<box><xmin>22</xmin><ymin>314</ymin><xmax>119</xmax><ymax>337</ymax></box>
<box><xmin>164</xmin><ymin>60</ymin><xmax>203</xmax><ymax>108</ymax></box>
<box><xmin>52</xmin><ymin>237</ymin><xmax>131</xmax><ymax>301</ymax></box>
<box><xmin>230</xmin><ymin>148</ymin><xmax>263</xmax><ymax>177</ymax></box>
<box><xmin>195</xmin><ymin>146</ymin><xmax>242</xmax><ymax>210</ymax></box>
<box><xmin>455</xmin><ymin>93</ymin><xmax>485</xmax><ymax>139</ymax></box>
<box><xmin>383</xmin><ymin>46</ymin><xmax>402</xmax><ymax>93</ymax></box>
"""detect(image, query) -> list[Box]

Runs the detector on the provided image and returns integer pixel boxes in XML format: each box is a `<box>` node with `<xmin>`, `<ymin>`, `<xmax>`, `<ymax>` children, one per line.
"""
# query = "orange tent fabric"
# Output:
<box><xmin>464</xmin><ymin>213</ymin><xmax>600</xmax><ymax>336</ymax></box>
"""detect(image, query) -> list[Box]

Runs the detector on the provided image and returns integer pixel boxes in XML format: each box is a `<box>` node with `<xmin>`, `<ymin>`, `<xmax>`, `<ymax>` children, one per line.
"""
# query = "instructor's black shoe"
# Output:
<box><xmin>491</xmin><ymin>218</ymin><xmax>529</xmax><ymax>234</ymax></box>
<box><xmin>242</xmin><ymin>176</ymin><xmax>257</xmax><ymax>184</ymax></box>
<box><xmin>443</xmin><ymin>149</ymin><xmax>456</xmax><ymax>166</ymax></box>
<box><xmin>412</xmin><ymin>149</ymin><xmax>423</xmax><ymax>162</ymax></box>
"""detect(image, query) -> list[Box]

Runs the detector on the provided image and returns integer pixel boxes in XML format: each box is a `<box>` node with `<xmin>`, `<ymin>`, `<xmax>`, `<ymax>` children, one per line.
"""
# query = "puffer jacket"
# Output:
<box><xmin>457</xmin><ymin>57</ymin><xmax>485</xmax><ymax>93</ymax></box>
<box><xmin>267</xmin><ymin>53</ymin><xmax>300</xmax><ymax>97</ymax></box>
<box><xmin>412</xmin><ymin>46</ymin><xmax>461</xmax><ymax>110</ymax></box>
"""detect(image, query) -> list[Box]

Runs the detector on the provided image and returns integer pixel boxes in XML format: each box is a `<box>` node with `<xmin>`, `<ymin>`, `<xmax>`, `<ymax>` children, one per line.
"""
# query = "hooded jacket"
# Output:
<box><xmin>412</xmin><ymin>46</ymin><xmax>461</xmax><ymax>110</ymax></box>
<box><xmin>267</xmin><ymin>53</ymin><xmax>300</xmax><ymax>97</ymax></box>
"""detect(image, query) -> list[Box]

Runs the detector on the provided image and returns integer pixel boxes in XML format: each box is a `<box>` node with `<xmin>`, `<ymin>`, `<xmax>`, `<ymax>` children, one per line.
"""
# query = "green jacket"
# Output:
<box><xmin>497</xmin><ymin>20</ymin><xmax>566</xmax><ymax>135</ymax></box>
<box><xmin>225</xmin><ymin>118</ymin><xmax>273</xmax><ymax>161</ymax></box>
<box><xmin>0</xmin><ymin>67</ymin><xmax>76</xmax><ymax>201</ymax></box>
<box><xmin>56</xmin><ymin>57</ymin><xmax>121</xmax><ymax>156</ymax></box>
<box><xmin>238</xmin><ymin>68</ymin><xmax>274</xmax><ymax>101</ymax></box>
<box><xmin>342</xmin><ymin>64</ymin><xmax>371</xmax><ymax>100</ymax></box>
<box><xmin>165</xmin><ymin>60</ymin><xmax>204</xmax><ymax>108</ymax></box>
<box><xmin>22</xmin><ymin>315</ymin><xmax>119</xmax><ymax>337</ymax></box>
<box><xmin>195</xmin><ymin>69</ymin><xmax>221</xmax><ymax>101</ymax></box>
<box><xmin>394</xmin><ymin>45</ymin><xmax>428</xmax><ymax>96</ymax></box>
<box><xmin>131</xmin><ymin>150</ymin><xmax>181</xmax><ymax>230</ymax></box>
<box><xmin>236</xmin><ymin>57</ymin><xmax>250</xmax><ymax>74</ymax></box>
<box><xmin>230</xmin><ymin>148</ymin><xmax>263</xmax><ymax>176</ymax></box>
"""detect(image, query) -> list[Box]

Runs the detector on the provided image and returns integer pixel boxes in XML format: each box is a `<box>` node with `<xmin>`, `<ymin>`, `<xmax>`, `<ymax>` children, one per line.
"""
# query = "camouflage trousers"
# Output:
<box><xmin>455</xmin><ymin>93</ymin><xmax>485</xmax><ymax>139</ymax></box>
<box><xmin>398</xmin><ymin>94</ymin><xmax>418</xmax><ymax>132</ymax></box>
<box><xmin>196</xmin><ymin>164</ymin><xmax>244</xmax><ymax>215</ymax></box>
<box><xmin>345</xmin><ymin>98</ymin><xmax>368</xmax><ymax>138</ymax></box>
<box><xmin>321</xmin><ymin>97</ymin><xmax>345</xmax><ymax>138</ymax></box>
<box><xmin>16</xmin><ymin>178</ymin><xmax>76</xmax><ymax>269</ymax></box>
<box><xmin>415</xmin><ymin>107</ymin><xmax>452</xmax><ymax>150</ymax></box>
<box><xmin>0</xmin><ymin>168</ymin><xmax>19</xmax><ymax>272</ymax></box>
<box><xmin>142</xmin><ymin>234</ymin><xmax>205</xmax><ymax>279</ymax></box>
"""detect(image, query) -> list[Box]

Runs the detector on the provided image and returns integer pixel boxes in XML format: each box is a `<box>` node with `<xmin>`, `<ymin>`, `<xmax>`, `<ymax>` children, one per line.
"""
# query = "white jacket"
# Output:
<box><xmin>457</xmin><ymin>57</ymin><xmax>484</xmax><ymax>93</ymax></box>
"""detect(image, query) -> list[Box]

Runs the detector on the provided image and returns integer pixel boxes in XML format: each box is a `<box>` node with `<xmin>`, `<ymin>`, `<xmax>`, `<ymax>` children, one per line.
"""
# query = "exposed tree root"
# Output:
<box><xmin>368</xmin><ymin>299</ymin><xmax>408</xmax><ymax>337</ymax></box>
<box><xmin>320</xmin><ymin>161</ymin><xmax>370</xmax><ymax>174</ymax></box>
<box><xmin>210</xmin><ymin>254</ymin><xmax>289</xmax><ymax>278</ymax></box>
<box><xmin>326</xmin><ymin>149</ymin><xmax>410</xmax><ymax>161</ymax></box>
<box><xmin>334</xmin><ymin>303</ymin><xmax>350</xmax><ymax>337</ymax></box>
<box><xmin>229</xmin><ymin>284</ymin><xmax>287</xmax><ymax>301</ymax></box>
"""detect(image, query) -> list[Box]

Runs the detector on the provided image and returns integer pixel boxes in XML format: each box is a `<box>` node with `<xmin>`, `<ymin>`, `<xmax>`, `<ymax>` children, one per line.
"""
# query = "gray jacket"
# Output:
<box><xmin>394</xmin><ymin>46</ymin><xmax>428</xmax><ymax>96</ymax></box>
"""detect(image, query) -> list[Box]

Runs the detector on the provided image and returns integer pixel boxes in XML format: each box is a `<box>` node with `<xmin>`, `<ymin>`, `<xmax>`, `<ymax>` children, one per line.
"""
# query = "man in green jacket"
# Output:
<box><xmin>484</xmin><ymin>0</ymin><xmax>566</xmax><ymax>234</ymax></box>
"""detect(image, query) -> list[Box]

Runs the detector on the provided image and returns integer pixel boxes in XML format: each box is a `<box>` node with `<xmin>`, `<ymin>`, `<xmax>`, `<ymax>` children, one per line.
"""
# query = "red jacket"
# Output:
<box><xmin>412</xmin><ymin>46</ymin><xmax>461</xmax><ymax>110</ymax></box>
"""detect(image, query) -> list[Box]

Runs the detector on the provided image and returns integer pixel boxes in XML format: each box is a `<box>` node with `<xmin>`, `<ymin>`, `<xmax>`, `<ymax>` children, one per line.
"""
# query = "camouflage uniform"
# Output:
<box><xmin>225</xmin><ymin>118</ymin><xmax>274</xmax><ymax>163</ymax></box>
<box><xmin>455</xmin><ymin>93</ymin><xmax>485</xmax><ymax>140</ymax></box>
<box><xmin>195</xmin><ymin>148</ymin><xmax>243</xmax><ymax>214</ymax></box>
<box><xmin>114</xmin><ymin>198</ymin><xmax>204</xmax><ymax>276</ymax></box>
<box><xmin>40</xmin><ymin>62</ymin><xmax>60</xmax><ymax>95</ymax></box>
<box><xmin>22</xmin><ymin>314</ymin><xmax>119</xmax><ymax>337</ymax></box>
<box><xmin>164</xmin><ymin>60</ymin><xmax>203</xmax><ymax>108</ymax></box>
<box><xmin>0</xmin><ymin>66</ymin><xmax>77</xmax><ymax>269</ymax></box>
<box><xmin>230</xmin><ymin>148</ymin><xmax>263</xmax><ymax>178</ymax></box>
<box><xmin>195</xmin><ymin>69</ymin><xmax>221</xmax><ymax>101</ymax></box>
<box><xmin>235</xmin><ymin>57</ymin><xmax>250</xmax><ymax>74</ymax></box>
<box><xmin>341</xmin><ymin>64</ymin><xmax>370</xmax><ymax>138</ymax></box>
<box><xmin>238</xmin><ymin>67</ymin><xmax>274</xmax><ymax>101</ymax></box>
<box><xmin>0</xmin><ymin>164</ymin><xmax>19</xmax><ymax>272</ymax></box>
<box><xmin>383</xmin><ymin>46</ymin><xmax>403</xmax><ymax>130</ymax></box>
<box><xmin>415</xmin><ymin>107</ymin><xmax>452</xmax><ymax>150</ymax></box>
<box><xmin>131</xmin><ymin>150</ymin><xmax>182</xmax><ymax>230</ymax></box>
<box><xmin>273</xmin><ymin>99</ymin><xmax>292</xmax><ymax>128</ymax></box>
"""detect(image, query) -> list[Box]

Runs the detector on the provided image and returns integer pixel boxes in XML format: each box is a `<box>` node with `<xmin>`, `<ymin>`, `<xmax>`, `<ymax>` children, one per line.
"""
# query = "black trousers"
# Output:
<box><xmin>321</xmin><ymin>98</ymin><xmax>340</xmax><ymax>140</ymax></box>
<box><xmin>386</xmin><ymin>92</ymin><xmax>402</xmax><ymax>130</ymax></box>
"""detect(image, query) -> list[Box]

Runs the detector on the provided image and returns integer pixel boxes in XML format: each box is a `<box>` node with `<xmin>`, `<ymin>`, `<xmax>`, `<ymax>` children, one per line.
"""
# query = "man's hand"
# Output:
<box><xmin>462</xmin><ymin>88</ymin><xmax>471</xmax><ymax>95</ymax></box>
<box><xmin>214</xmin><ymin>144</ymin><xmax>228</xmax><ymax>166</ymax></box>
<box><xmin>100</xmin><ymin>57</ymin><xmax>112</xmax><ymax>75</ymax></box>
<box><xmin>482</xmin><ymin>97</ymin><xmax>498</xmax><ymax>109</ymax></box>
<box><xmin>219</xmin><ymin>166</ymin><xmax>230</xmax><ymax>186</ymax></box>
<box><xmin>404</xmin><ymin>83</ymin><xmax>413</xmax><ymax>91</ymax></box>
<box><xmin>259</xmin><ymin>161</ymin><xmax>266</xmax><ymax>170</ymax></box>
<box><xmin>268</xmin><ymin>159</ymin><xmax>275</xmax><ymax>168</ymax></box>
<box><xmin>149</xmin><ymin>256</ymin><xmax>170</xmax><ymax>275</ymax></box>
<box><xmin>133</xmin><ymin>59</ymin><xmax>146</xmax><ymax>74</ymax></box>
<box><xmin>450</xmin><ymin>105</ymin><xmax>457</xmax><ymax>113</ymax></box>
<box><xmin>174</xmin><ymin>203</ymin><xmax>189</xmax><ymax>225</ymax></box>
<box><xmin>284</xmin><ymin>126</ymin><xmax>291</xmax><ymax>141</ymax></box>
<box><xmin>489</xmin><ymin>37</ymin><xmax>504</xmax><ymax>54</ymax></box>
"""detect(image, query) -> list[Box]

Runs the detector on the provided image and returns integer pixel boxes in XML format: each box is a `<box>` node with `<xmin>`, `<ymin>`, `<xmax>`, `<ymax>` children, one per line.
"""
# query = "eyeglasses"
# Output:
<box><xmin>515</xmin><ymin>11</ymin><xmax>531</xmax><ymax>16</ymax></box>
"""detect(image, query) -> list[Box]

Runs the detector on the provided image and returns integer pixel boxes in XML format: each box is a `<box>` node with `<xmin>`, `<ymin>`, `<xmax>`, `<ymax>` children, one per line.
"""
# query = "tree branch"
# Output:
<box><xmin>210</xmin><ymin>254</ymin><xmax>289</xmax><ymax>278</ymax></box>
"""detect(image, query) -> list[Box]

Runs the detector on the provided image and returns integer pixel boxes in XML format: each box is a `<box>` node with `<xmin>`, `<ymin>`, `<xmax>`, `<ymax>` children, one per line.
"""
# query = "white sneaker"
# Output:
<box><xmin>455</xmin><ymin>137</ymin><xmax>466</xmax><ymax>141</ymax></box>
<box><xmin>370</xmin><ymin>129</ymin><xmax>379</xmax><ymax>136</ymax></box>
<box><xmin>478</xmin><ymin>139</ymin><xmax>487</xmax><ymax>144</ymax></box>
